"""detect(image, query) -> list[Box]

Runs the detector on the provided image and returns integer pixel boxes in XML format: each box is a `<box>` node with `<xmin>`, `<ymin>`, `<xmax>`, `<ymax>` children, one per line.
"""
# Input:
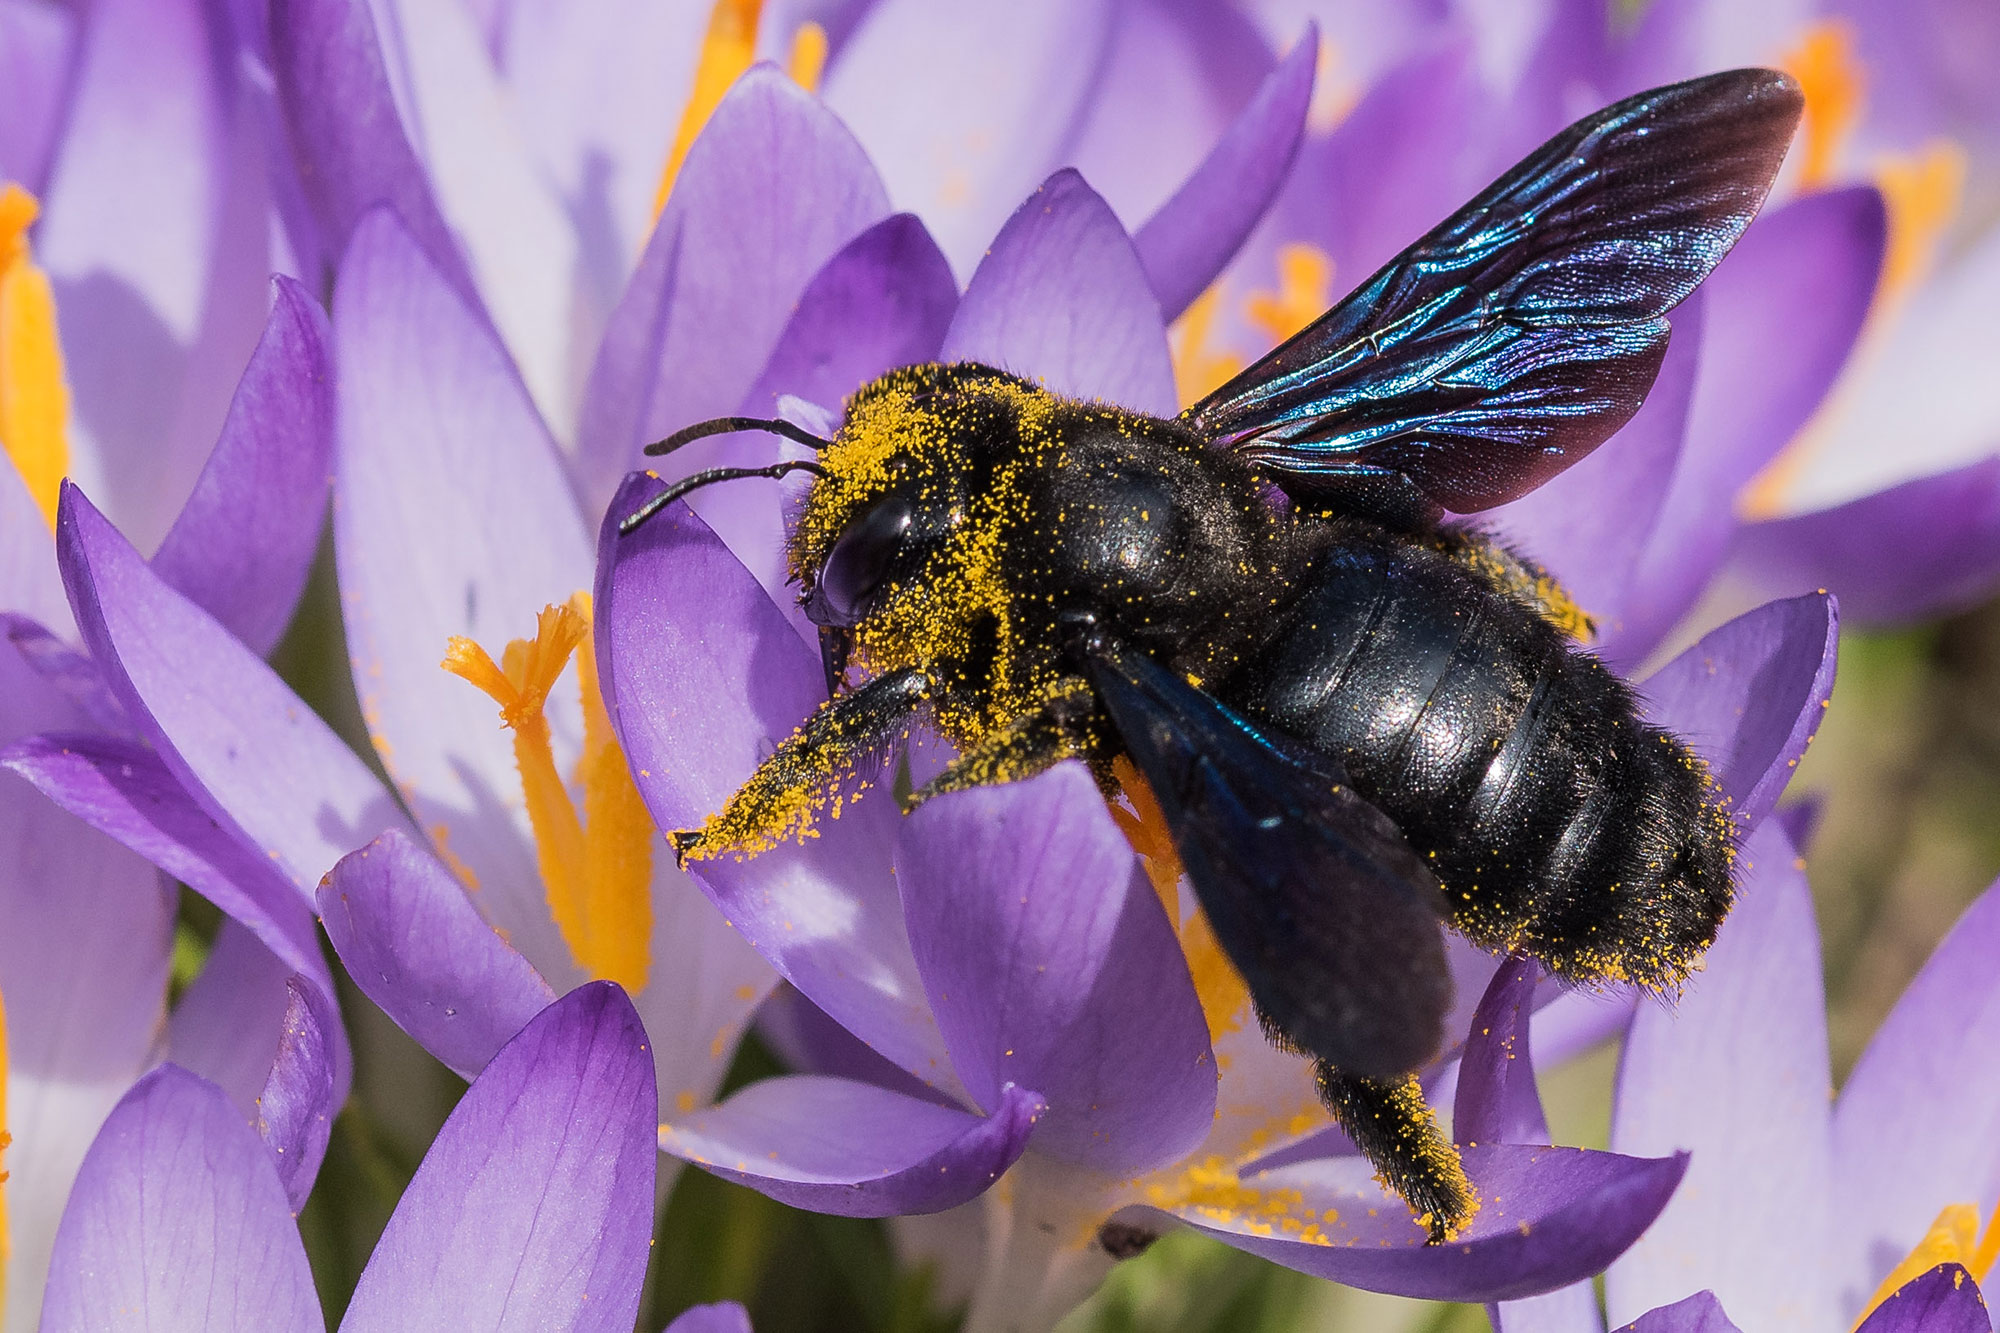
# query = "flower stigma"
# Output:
<box><xmin>442</xmin><ymin>593</ymin><xmax>654</xmax><ymax>991</ymax></box>
<box><xmin>1852</xmin><ymin>1199</ymin><xmax>2000</xmax><ymax>1328</ymax></box>
<box><xmin>650</xmin><ymin>0</ymin><xmax>831</xmax><ymax>224</ymax></box>
<box><xmin>0</xmin><ymin>184</ymin><xmax>70</xmax><ymax>528</ymax></box>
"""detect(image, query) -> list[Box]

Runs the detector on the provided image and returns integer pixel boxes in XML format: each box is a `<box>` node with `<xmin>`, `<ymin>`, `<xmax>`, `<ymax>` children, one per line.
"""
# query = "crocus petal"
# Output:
<box><xmin>663</xmin><ymin>1304</ymin><xmax>753</xmax><ymax>1333</ymax></box>
<box><xmin>596</xmin><ymin>482</ymin><xmax>952</xmax><ymax>1086</ymax></box>
<box><xmin>0</xmin><ymin>0</ymin><xmax>74</xmax><ymax>194</ymax></box>
<box><xmin>1608</xmin><ymin>187</ymin><xmax>1886</xmax><ymax>659</ymax></box>
<box><xmin>39</xmin><ymin>0</ymin><xmax>246</xmax><ymax>553</ymax></box>
<box><xmin>255</xmin><ymin>975</ymin><xmax>339</xmax><ymax>1211</ymax></box>
<box><xmin>269</xmin><ymin>0</ymin><xmax>479</xmax><ymax>306</ymax></box>
<box><xmin>168</xmin><ymin>918</ymin><xmax>295</xmax><ymax>1117</ymax></box>
<box><xmin>660</xmin><ymin>1076</ymin><xmax>1044</xmax><ymax>1218</ymax></box>
<box><xmin>56</xmin><ymin>484</ymin><xmax>412</xmax><ymax>895</ymax></box>
<box><xmin>1605</xmin><ymin>822</ymin><xmax>1836</xmax><ymax>1332</ymax></box>
<box><xmin>938</xmin><ymin>169</ymin><xmax>1177</xmax><ymax>417</ymax></box>
<box><xmin>1159</xmin><ymin>1142</ymin><xmax>1686</xmax><ymax>1302</ymax></box>
<box><xmin>1729</xmin><ymin>457</ymin><xmax>2000</xmax><ymax>625</ymax></box>
<box><xmin>899</xmin><ymin>765</ymin><xmax>1214</xmax><ymax>1175</ymax></box>
<box><xmin>1618</xmin><ymin>1291</ymin><xmax>1744</xmax><ymax>1333</ymax></box>
<box><xmin>340</xmin><ymin>983</ymin><xmax>655</xmax><ymax>1333</ymax></box>
<box><xmin>1453</xmin><ymin>956</ymin><xmax>1549</xmax><ymax>1148</ymax></box>
<box><xmin>1853</xmin><ymin>1264</ymin><xmax>1991</xmax><ymax>1333</ymax></box>
<box><xmin>1495</xmin><ymin>1282</ymin><xmax>1607</xmax><ymax>1333</ymax></box>
<box><xmin>575</xmin><ymin>67</ymin><xmax>890</xmax><ymax>510</ymax></box>
<box><xmin>1132</xmin><ymin>22</ymin><xmax>1317</xmax><ymax>321</ymax></box>
<box><xmin>695</xmin><ymin>211</ymin><xmax>959</xmax><ymax>621</ymax></box>
<box><xmin>1834</xmin><ymin>873</ymin><xmax>2000</xmax><ymax>1315</ymax></box>
<box><xmin>755</xmin><ymin>982</ymin><xmax>954</xmax><ymax>1107</ymax></box>
<box><xmin>1639</xmin><ymin>593</ymin><xmax>1839</xmax><ymax>835</ymax></box>
<box><xmin>0</xmin><ymin>455</ymin><xmax>66</xmax><ymax>627</ymax></box>
<box><xmin>320</xmin><ymin>830</ymin><xmax>556</xmax><ymax>1081</ymax></box>
<box><xmin>822</xmin><ymin>0</ymin><xmax>1115</xmax><ymax>279</ymax></box>
<box><xmin>0</xmin><ymin>731</ymin><xmax>332</xmax><ymax>997</ymax></box>
<box><xmin>332</xmin><ymin>204</ymin><xmax>587</xmax><ymax>968</ymax></box>
<box><xmin>39</xmin><ymin>1067</ymin><xmax>321</xmax><ymax>1333</ymax></box>
<box><xmin>1492</xmin><ymin>295</ymin><xmax>1698</xmax><ymax>639</ymax></box>
<box><xmin>149</xmin><ymin>277</ymin><xmax>335</xmax><ymax>657</ymax></box>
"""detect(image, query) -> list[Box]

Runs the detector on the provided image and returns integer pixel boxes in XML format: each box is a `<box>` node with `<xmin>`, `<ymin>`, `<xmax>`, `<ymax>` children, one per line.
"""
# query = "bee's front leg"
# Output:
<box><xmin>909</xmin><ymin>677</ymin><xmax>1099</xmax><ymax>806</ymax></box>
<box><xmin>673</xmin><ymin>666</ymin><xmax>930</xmax><ymax>863</ymax></box>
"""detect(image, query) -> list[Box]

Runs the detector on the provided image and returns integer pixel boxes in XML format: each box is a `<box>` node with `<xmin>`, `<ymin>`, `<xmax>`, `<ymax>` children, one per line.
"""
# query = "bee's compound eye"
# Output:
<box><xmin>811</xmin><ymin>496</ymin><xmax>914</xmax><ymax>627</ymax></box>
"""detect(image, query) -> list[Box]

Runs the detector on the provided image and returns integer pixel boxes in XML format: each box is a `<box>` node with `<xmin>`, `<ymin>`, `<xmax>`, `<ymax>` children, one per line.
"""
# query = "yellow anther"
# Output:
<box><xmin>1852</xmin><ymin>1201</ymin><xmax>2000</xmax><ymax>1328</ymax></box>
<box><xmin>443</xmin><ymin>594</ymin><xmax>654</xmax><ymax>992</ymax></box>
<box><xmin>1877</xmin><ymin>140</ymin><xmax>1965</xmax><ymax>302</ymax></box>
<box><xmin>787</xmin><ymin>21</ymin><xmax>828</xmax><ymax>93</ymax></box>
<box><xmin>1245</xmin><ymin>243</ymin><xmax>1334</xmax><ymax>348</ymax></box>
<box><xmin>0</xmin><ymin>183</ymin><xmax>70</xmax><ymax>528</ymax></box>
<box><xmin>1782</xmin><ymin>21</ymin><xmax>1865</xmax><ymax>188</ymax></box>
<box><xmin>1170</xmin><ymin>285</ymin><xmax>1246</xmax><ymax>410</ymax></box>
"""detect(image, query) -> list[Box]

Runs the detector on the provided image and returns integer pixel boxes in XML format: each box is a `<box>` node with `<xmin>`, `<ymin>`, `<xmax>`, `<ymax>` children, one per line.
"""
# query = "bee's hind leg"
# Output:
<box><xmin>1314</xmin><ymin>1060</ymin><xmax>1478</xmax><ymax>1244</ymax></box>
<box><xmin>909</xmin><ymin>678</ymin><xmax>1099</xmax><ymax>806</ymax></box>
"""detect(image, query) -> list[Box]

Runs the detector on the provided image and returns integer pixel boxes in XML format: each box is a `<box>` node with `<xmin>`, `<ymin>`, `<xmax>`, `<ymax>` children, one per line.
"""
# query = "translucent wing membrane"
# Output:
<box><xmin>1185</xmin><ymin>68</ymin><xmax>1803</xmax><ymax>514</ymax></box>
<box><xmin>1086</xmin><ymin>639</ymin><xmax>1452</xmax><ymax>1079</ymax></box>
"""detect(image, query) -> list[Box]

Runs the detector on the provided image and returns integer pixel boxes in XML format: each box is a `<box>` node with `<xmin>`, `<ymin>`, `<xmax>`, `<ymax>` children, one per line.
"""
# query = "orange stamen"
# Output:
<box><xmin>1245</xmin><ymin>244</ymin><xmax>1334</xmax><ymax>349</ymax></box>
<box><xmin>1782</xmin><ymin>21</ymin><xmax>1865</xmax><ymax>188</ymax></box>
<box><xmin>0</xmin><ymin>184</ymin><xmax>70</xmax><ymax>528</ymax></box>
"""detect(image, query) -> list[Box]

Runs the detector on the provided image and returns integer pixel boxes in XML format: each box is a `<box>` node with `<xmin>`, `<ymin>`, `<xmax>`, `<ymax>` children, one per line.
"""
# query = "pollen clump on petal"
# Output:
<box><xmin>443</xmin><ymin>593</ymin><xmax>654</xmax><ymax>992</ymax></box>
<box><xmin>0</xmin><ymin>183</ymin><xmax>70</xmax><ymax>528</ymax></box>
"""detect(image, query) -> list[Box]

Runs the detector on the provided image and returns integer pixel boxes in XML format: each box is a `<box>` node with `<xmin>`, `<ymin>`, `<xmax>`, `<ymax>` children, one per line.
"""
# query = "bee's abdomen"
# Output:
<box><xmin>1218</xmin><ymin>530</ymin><xmax>1733</xmax><ymax>991</ymax></box>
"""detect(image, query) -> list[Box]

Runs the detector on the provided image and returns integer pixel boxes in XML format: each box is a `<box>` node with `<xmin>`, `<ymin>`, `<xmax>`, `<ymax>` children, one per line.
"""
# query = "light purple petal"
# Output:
<box><xmin>332</xmin><ymin>204</ymin><xmax>588</xmax><ymax>969</ymax></box>
<box><xmin>1853</xmin><ymin>1265</ymin><xmax>1991</xmax><ymax>1333</ymax></box>
<box><xmin>1834</xmin><ymin>873</ymin><xmax>2000</xmax><ymax>1316</ymax></box>
<box><xmin>39</xmin><ymin>1067</ymin><xmax>321</xmax><ymax>1333</ymax></box>
<box><xmin>168</xmin><ymin>917</ymin><xmax>294</xmax><ymax>1117</ymax></box>
<box><xmin>1617</xmin><ymin>1291</ymin><xmax>1744</xmax><ymax>1333</ymax></box>
<box><xmin>692</xmin><ymin>211</ymin><xmax>958</xmax><ymax>622</ymax></box>
<box><xmin>660</xmin><ymin>1076</ymin><xmax>1044</xmax><ymax>1218</ymax></box>
<box><xmin>1159</xmin><ymin>1142</ymin><xmax>1687</xmax><ymax>1302</ymax></box>
<box><xmin>0</xmin><ymin>454</ymin><xmax>65</xmax><ymax>627</ymax></box>
<box><xmin>0</xmin><ymin>730</ymin><xmax>329</xmax><ymax>997</ymax></box>
<box><xmin>340</xmin><ymin>982</ymin><xmax>655</xmax><ymax>1333</ymax></box>
<box><xmin>1492</xmin><ymin>296</ymin><xmax>1699</xmax><ymax>638</ymax></box>
<box><xmin>150</xmin><ymin>277</ymin><xmax>334</xmax><ymax>657</ymax></box>
<box><xmin>1604</xmin><ymin>821</ymin><xmax>1835</xmax><ymax>1331</ymax></box>
<box><xmin>1495</xmin><ymin>1281</ymin><xmax>1607</xmax><ymax>1333</ymax></box>
<box><xmin>822</xmin><ymin>0</ymin><xmax>1114</xmax><ymax>279</ymax></box>
<box><xmin>1133</xmin><ymin>23</ymin><xmax>1317</xmax><ymax>321</ymax></box>
<box><xmin>256</xmin><ymin>975</ymin><xmax>339</xmax><ymax>1211</ymax></box>
<box><xmin>899</xmin><ymin>765</ymin><xmax>1213</xmax><ymax>1174</ymax></box>
<box><xmin>0</xmin><ymin>0</ymin><xmax>74</xmax><ymax>194</ymax></box>
<box><xmin>1452</xmin><ymin>956</ymin><xmax>1548</xmax><ymax>1149</ymax></box>
<box><xmin>662</xmin><ymin>1303</ymin><xmax>753</xmax><ymax>1333</ymax></box>
<box><xmin>939</xmin><ymin>170</ymin><xmax>1177</xmax><ymax>416</ymax></box>
<box><xmin>596</xmin><ymin>481</ymin><xmax>952</xmax><ymax>1087</ymax></box>
<box><xmin>1728</xmin><ymin>456</ymin><xmax>2000</xmax><ymax>625</ymax></box>
<box><xmin>320</xmin><ymin>830</ymin><xmax>556</xmax><ymax>1081</ymax></box>
<box><xmin>269</xmin><ymin>0</ymin><xmax>478</xmax><ymax>305</ymax></box>
<box><xmin>754</xmin><ymin>983</ymin><xmax>953</xmax><ymax>1107</ymax></box>
<box><xmin>1606</xmin><ymin>188</ymin><xmax>1886</xmax><ymax>660</ymax></box>
<box><xmin>575</xmin><ymin>66</ymin><xmax>890</xmax><ymax>510</ymax></box>
<box><xmin>1638</xmin><ymin>594</ymin><xmax>1839</xmax><ymax>835</ymax></box>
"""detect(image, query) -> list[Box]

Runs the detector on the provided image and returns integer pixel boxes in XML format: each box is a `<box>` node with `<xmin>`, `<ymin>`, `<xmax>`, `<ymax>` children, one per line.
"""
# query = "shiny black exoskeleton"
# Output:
<box><xmin>627</xmin><ymin>69</ymin><xmax>1803</xmax><ymax>1241</ymax></box>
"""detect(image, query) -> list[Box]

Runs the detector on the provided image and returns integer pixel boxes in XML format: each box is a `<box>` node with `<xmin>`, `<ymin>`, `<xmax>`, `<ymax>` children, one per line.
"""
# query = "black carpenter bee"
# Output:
<box><xmin>619</xmin><ymin>68</ymin><xmax>1802</xmax><ymax>1242</ymax></box>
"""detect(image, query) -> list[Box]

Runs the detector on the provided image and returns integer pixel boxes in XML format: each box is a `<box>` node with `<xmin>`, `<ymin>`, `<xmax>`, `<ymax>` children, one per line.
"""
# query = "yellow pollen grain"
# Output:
<box><xmin>1852</xmin><ymin>1200</ymin><xmax>2000</xmax><ymax>1329</ymax></box>
<box><xmin>0</xmin><ymin>183</ymin><xmax>70</xmax><ymax>528</ymax></box>
<box><xmin>442</xmin><ymin>593</ymin><xmax>653</xmax><ymax>992</ymax></box>
<box><xmin>1245</xmin><ymin>243</ymin><xmax>1334</xmax><ymax>348</ymax></box>
<box><xmin>1170</xmin><ymin>284</ymin><xmax>1246</xmax><ymax>410</ymax></box>
<box><xmin>1781</xmin><ymin>21</ymin><xmax>1864</xmax><ymax>188</ymax></box>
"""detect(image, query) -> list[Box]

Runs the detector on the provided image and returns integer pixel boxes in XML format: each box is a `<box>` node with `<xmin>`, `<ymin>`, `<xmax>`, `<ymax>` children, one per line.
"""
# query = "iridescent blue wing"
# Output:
<box><xmin>1186</xmin><ymin>68</ymin><xmax>1802</xmax><ymax>514</ymax></box>
<box><xmin>1085</xmin><ymin>637</ymin><xmax>1451</xmax><ymax>1079</ymax></box>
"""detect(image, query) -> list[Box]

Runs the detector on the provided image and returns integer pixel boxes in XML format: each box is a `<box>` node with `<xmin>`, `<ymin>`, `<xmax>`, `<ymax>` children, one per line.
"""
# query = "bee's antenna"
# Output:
<box><xmin>618</xmin><ymin>459</ymin><xmax>830</xmax><ymax>536</ymax></box>
<box><xmin>643</xmin><ymin>416</ymin><xmax>832</xmax><ymax>459</ymax></box>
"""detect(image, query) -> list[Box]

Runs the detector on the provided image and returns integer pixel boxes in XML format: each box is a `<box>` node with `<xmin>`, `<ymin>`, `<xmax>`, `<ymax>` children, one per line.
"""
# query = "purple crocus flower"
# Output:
<box><xmin>1471</xmin><ymin>821</ymin><xmax>2000</xmax><ymax>1332</ymax></box>
<box><xmin>37</xmin><ymin>981</ymin><xmax>678</xmax><ymax>1333</ymax></box>
<box><xmin>594</xmin><ymin>120</ymin><xmax>1843</xmax><ymax>1321</ymax></box>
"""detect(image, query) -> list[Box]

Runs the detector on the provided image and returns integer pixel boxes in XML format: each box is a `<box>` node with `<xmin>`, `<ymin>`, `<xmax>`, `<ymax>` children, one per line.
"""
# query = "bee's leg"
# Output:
<box><xmin>673</xmin><ymin>666</ymin><xmax>929</xmax><ymax>863</ymax></box>
<box><xmin>1313</xmin><ymin>1059</ymin><xmax>1477</xmax><ymax>1244</ymax></box>
<box><xmin>909</xmin><ymin>677</ymin><xmax>1098</xmax><ymax>805</ymax></box>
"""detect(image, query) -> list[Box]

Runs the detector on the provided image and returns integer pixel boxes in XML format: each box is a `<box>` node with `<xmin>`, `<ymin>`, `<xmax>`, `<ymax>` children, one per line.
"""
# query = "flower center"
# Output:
<box><xmin>1170</xmin><ymin>242</ymin><xmax>1337</xmax><ymax>411</ymax></box>
<box><xmin>649</xmin><ymin>0</ymin><xmax>830</xmax><ymax>223</ymax></box>
<box><xmin>442</xmin><ymin>593</ymin><xmax>655</xmax><ymax>991</ymax></box>
<box><xmin>0</xmin><ymin>183</ymin><xmax>70</xmax><ymax>529</ymax></box>
<box><xmin>1852</xmin><ymin>1200</ymin><xmax>2000</xmax><ymax>1328</ymax></box>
